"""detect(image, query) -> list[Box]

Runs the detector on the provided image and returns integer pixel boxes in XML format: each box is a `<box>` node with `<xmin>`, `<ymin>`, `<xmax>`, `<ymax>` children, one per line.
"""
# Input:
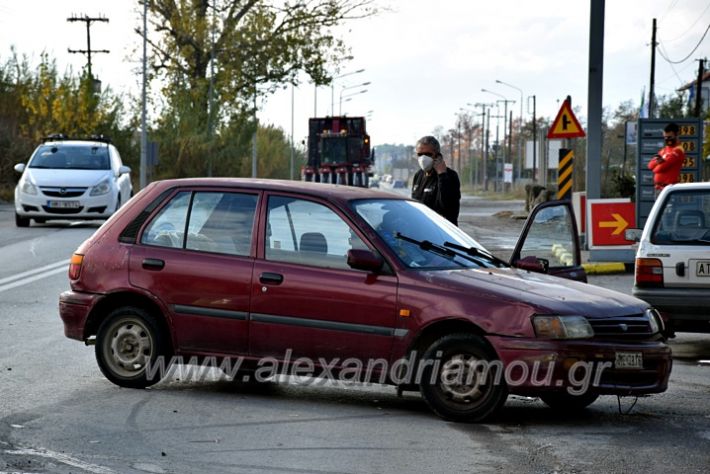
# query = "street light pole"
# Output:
<box><xmin>339</xmin><ymin>82</ymin><xmax>370</xmax><ymax>114</ymax></box>
<box><xmin>495</xmin><ymin>79</ymin><xmax>524</xmax><ymax>181</ymax></box>
<box><xmin>331</xmin><ymin>68</ymin><xmax>365</xmax><ymax>116</ymax></box>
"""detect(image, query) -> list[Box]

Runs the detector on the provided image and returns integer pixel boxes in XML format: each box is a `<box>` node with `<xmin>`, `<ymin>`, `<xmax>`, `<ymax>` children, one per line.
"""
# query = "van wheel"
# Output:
<box><xmin>540</xmin><ymin>392</ymin><xmax>599</xmax><ymax>411</ymax></box>
<box><xmin>419</xmin><ymin>333</ymin><xmax>508</xmax><ymax>422</ymax></box>
<box><xmin>15</xmin><ymin>213</ymin><xmax>30</xmax><ymax>227</ymax></box>
<box><xmin>95</xmin><ymin>306</ymin><xmax>169</xmax><ymax>389</ymax></box>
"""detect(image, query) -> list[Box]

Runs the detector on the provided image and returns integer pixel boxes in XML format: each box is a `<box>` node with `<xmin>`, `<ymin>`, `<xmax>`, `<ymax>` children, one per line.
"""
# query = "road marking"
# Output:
<box><xmin>4</xmin><ymin>448</ymin><xmax>115</xmax><ymax>474</ymax></box>
<box><xmin>0</xmin><ymin>260</ymin><xmax>69</xmax><ymax>294</ymax></box>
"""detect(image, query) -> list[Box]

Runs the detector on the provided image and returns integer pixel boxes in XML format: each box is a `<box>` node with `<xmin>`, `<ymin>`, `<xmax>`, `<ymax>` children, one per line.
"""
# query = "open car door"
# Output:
<box><xmin>510</xmin><ymin>200</ymin><xmax>587</xmax><ymax>283</ymax></box>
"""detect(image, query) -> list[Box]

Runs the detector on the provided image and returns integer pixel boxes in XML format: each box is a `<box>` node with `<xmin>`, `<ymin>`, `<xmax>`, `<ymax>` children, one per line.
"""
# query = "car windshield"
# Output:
<box><xmin>29</xmin><ymin>144</ymin><xmax>110</xmax><ymax>170</ymax></box>
<box><xmin>651</xmin><ymin>190</ymin><xmax>710</xmax><ymax>245</ymax></box>
<box><xmin>352</xmin><ymin>198</ymin><xmax>496</xmax><ymax>269</ymax></box>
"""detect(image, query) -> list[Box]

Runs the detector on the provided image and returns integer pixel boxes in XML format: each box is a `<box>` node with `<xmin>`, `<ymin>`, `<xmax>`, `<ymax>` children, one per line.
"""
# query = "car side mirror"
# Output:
<box><xmin>14</xmin><ymin>163</ymin><xmax>25</xmax><ymax>173</ymax></box>
<box><xmin>625</xmin><ymin>228</ymin><xmax>642</xmax><ymax>242</ymax></box>
<box><xmin>513</xmin><ymin>255</ymin><xmax>549</xmax><ymax>273</ymax></box>
<box><xmin>347</xmin><ymin>249</ymin><xmax>383</xmax><ymax>273</ymax></box>
<box><xmin>118</xmin><ymin>165</ymin><xmax>131</xmax><ymax>176</ymax></box>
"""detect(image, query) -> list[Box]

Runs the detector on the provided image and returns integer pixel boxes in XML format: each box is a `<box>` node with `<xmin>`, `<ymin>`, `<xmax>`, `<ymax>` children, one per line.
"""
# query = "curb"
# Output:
<box><xmin>582</xmin><ymin>262</ymin><xmax>627</xmax><ymax>275</ymax></box>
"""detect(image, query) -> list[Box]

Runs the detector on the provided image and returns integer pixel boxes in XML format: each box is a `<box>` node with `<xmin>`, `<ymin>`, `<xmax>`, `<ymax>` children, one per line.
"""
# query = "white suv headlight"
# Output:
<box><xmin>532</xmin><ymin>315</ymin><xmax>594</xmax><ymax>339</ymax></box>
<box><xmin>90</xmin><ymin>178</ymin><xmax>111</xmax><ymax>196</ymax></box>
<box><xmin>21</xmin><ymin>179</ymin><xmax>37</xmax><ymax>195</ymax></box>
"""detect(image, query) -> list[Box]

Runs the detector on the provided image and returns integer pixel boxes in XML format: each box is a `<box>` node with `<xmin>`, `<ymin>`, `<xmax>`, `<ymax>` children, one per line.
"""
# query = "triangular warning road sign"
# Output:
<box><xmin>548</xmin><ymin>99</ymin><xmax>586</xmax><ymax>139</ymax></box>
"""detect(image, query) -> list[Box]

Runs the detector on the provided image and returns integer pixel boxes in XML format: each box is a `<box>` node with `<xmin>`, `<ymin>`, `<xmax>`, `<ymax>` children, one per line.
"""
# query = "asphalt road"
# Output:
<box><xmin>1</xmin><ymin>198</ymin><xmax>709</xmax><ymax>474</ymax></box>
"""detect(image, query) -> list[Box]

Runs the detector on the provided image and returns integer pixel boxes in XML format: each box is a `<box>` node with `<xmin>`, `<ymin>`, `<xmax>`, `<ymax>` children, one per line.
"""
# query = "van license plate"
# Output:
<box><xmin>696</xmin><ymin>261</ymin><xmax>710</xmax><ymax>277</ymax></box>
<box><xmin>48</xmin><ymin>200</ymin><xmax>80</xmax><ymax>209</ymax></box>
<box><xmin>615</xmin><ymin>352</ymin><xmax>643</xmax><ymax>369</ymax></box>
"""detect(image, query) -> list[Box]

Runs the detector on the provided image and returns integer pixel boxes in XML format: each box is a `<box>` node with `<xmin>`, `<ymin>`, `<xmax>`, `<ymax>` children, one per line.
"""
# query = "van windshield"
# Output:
<box><xmin>29</xmin><ymin>145</ymin><xmax>110</xmax><ymax>170</ymax></box>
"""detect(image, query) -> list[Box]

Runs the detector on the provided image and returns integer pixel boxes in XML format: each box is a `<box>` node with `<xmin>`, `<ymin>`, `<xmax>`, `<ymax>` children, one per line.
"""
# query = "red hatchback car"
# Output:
<box><xmin>60</xmin><ymin>179</ymin><xmax>671</xmax><ymax>422</ymax></box>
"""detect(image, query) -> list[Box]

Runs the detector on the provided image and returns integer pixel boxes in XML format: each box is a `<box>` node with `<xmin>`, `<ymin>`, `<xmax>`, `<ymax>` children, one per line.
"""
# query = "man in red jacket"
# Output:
<box><xmin>647</xmin><ymin>122</ymin><xmax>685</xmax><ymax>192</ymax></box>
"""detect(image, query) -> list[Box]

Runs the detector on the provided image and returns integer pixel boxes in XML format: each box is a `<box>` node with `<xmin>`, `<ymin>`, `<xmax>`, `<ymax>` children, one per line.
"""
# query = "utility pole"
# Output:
<box><xmin>649</xmin><ymin>18</ymin><xmax>657</xmax><ymax>119</ymax></box>
<box><xmin>67</xmin><ymin>14</ymin><xmax>109</xmax><ymax>80</ymax></box>
<box><xmin>695</xmin><ymin>58</ymin><xmax>705</xmax><ymax>117</ymax></box>
<box><xmin>140</xmin><ymin>3</ymin><xmax>147</xmax><ymax>190</ymax></box>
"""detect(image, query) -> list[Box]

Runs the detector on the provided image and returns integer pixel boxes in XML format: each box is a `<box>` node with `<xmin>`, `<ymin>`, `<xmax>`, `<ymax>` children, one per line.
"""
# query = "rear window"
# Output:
<box><xmin>651</xmin><ymin>190</ymin><xmax>710</xmax><ymax>245</ymax></box>
<box><xmin>29</xmin><ymin>144</ymin><xmax>110</xmax><ymax>170</ymax></box>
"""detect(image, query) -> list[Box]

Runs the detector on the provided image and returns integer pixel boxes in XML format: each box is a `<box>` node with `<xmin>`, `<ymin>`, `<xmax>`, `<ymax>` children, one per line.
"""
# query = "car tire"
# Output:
<box><xmin>539</xmin><ymin>391</ymin><xmax>599</xmax><ymax>412</ymax></box>
<box><xmin>95</xmin><ymin>306</ymin><xmax>170</xmax><ymax>389</ymax></box>
<box><xmin>15</xmin><ymin>213</ymin><xmax>30</xmax><ymax>227</ymax></box>
<box><xmin>419</xmin><ymin>333</ymin><xmax>508</xmax><ymax>422</ymax></box>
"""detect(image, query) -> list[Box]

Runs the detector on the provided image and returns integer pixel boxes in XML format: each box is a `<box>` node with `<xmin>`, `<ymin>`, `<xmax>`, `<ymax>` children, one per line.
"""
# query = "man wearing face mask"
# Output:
<box><xmin>411</xmin><ymin>135</ymin><xmax>461</xmax><ymax>225</ymax></box>
<box><xmin>647</xmin><ymin>122</ymin><xmax>685</xmax><ymax>193</ymax></box>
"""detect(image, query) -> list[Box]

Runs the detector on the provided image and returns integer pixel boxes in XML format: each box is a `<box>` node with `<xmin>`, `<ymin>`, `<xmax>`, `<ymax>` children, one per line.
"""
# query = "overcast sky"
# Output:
<box><xmin>1</xmin><ymin>0</ymin><xmax>708</xmax><ymax>148</ymax></box>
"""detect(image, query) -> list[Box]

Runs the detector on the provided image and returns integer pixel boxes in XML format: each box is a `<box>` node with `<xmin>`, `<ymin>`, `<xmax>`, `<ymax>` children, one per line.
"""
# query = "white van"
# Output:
<box><xmin>630</xmin><ymin>182</ymin><xmax>710</xmax><ymax>335</ymax></box>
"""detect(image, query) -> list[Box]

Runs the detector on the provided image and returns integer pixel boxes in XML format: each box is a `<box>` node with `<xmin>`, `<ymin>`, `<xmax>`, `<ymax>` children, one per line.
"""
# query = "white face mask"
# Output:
<box><xmin>418</xmin><ymin>155</ymin><xmax>434</xmax><ymax>171</ymax></box>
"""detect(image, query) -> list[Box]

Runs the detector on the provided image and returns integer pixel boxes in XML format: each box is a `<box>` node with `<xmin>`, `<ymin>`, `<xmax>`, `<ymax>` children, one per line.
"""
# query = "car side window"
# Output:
<box><xmin>185</xmin><ymin>192</ymin><xmax>257</xmax><ymax>256</ymax></box>
<box><xmin>141</xmin><ymin>191</ymin><xmax>258</xmax><ymax>255</ymax></box>
<box><xmin>519</xmin><ymin>205</ymin><xmax>577</xmax><ymax>267</ymax></box>
<box><xmin>141</xmin><ymin>192</ymin><xmax>191</xmax><ymax>248</ymax></box>
<box><xmin>265</xmin><ymin>196</ymin><xmax>368</xmax><ymax>270</ymax></box>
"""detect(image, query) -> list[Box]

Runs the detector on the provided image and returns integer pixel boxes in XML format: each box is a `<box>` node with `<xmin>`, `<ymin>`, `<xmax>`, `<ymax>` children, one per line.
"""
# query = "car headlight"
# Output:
<box><xmin>645</xmin><ymin>308</ymin><xmax>663</xmax><ymax>334</ymax></box>
<box><xmin>532</xmin><ymin>315</ymin><xmax>594</xmax><ymax>339</ymax></box>
<box><xmin>90</xmin><ymin>178</ymin><xmax>111</xmax><ymax>196</ymax></box>
<box><xmin>21</xmin><ymin>179</ymin><xmax>37</xmax><ymax>195</ymax></box>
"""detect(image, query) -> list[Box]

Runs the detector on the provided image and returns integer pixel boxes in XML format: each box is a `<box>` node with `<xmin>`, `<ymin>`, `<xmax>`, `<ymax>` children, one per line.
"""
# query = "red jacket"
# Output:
<box><xmin>648</xmin><ymin>145</ymin><xmax>685</xmax><ymax>190</ymax></box>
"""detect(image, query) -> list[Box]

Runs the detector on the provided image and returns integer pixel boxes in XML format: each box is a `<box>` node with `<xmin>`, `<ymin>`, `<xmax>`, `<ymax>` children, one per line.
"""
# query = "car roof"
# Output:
<box><xmin>663</xmin><ymin>182</ymin><xmax>710</xmax><ymax>191</ymax></box>
<box><xmin>39</xmin><ymin>140</ymin><xmax>110</xmax><ymax>147</ymax></box>
<box><xmin>149</xmin><ymin>178</ymin><xmax>408</xmax><ymax>205</ymax></box>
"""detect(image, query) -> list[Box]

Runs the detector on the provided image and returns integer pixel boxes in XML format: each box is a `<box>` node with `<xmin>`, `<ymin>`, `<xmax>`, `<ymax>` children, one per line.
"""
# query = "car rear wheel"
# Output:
<box><xmin>15</xmin><ymin>213</ymin><xmax>30</xmax><ymax>227</ymax></box>
<box><xmin>95</xmin><ymin>306</ymin><xmax>169</xmax><ymax>389</ymax></box>
<box><xmin>539</xmin><ymin>392</ymin><xmax>599</xmax><ymax>411</ymax></box>
<box><xmin>419</xmin><ymin>333</ymin><xmax>508</xmax><ymax>422</ymax></box>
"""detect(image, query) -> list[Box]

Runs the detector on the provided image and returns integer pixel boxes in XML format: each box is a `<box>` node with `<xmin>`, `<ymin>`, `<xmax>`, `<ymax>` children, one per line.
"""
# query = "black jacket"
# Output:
<box><xmin>411</xmin><ymin>168</ymin><xmax>461</xmax><ymax>225</ymax></box>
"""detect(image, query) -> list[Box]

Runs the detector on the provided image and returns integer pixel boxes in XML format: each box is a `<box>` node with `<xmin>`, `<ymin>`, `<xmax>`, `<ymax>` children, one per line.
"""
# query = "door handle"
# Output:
<box><xmin>142</xmin><ymin>258</ymin><xmax>165</xmax><ymax>270</ymax></box>
<box><xmin>259</xmin><ymin>272</ymin><xmax>283</xmax><ymax>285</ymax></box>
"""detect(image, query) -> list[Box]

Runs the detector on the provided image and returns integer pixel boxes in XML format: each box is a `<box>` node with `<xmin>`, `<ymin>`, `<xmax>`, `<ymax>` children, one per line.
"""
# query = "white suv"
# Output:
<box><xmin>14</xmin><ymin>136</ymin><xmax>132</xmax><ymax>227</ymax></box>
<box><xmin>631</xmin><ymin>182</ymin><xmax>710</xmax><ymax>335</ymax></box>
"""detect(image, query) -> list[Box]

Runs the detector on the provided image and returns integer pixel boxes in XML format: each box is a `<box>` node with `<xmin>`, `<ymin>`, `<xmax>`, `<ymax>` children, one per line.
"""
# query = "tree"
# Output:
<box><xmin>142</xmin><ymin>0</ymin><xmax>376</xmax><ymax>179</ymax></box>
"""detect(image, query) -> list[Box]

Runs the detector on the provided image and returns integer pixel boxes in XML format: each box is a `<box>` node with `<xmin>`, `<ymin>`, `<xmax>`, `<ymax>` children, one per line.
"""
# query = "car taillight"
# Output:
<box><xmin>69</xmin><ymin>253</ymin><xmax>84</xmax><ymax>280</ymax></box>
<box><xmin>636</xmin><ymin>258</ymin><xmax>663</xmax><ymax>287</ymax></box>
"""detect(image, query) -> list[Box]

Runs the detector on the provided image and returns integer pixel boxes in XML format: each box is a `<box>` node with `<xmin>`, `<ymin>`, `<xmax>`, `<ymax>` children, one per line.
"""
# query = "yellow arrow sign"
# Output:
<box><xmin>599</xmin><ymin>213</ymin><xmax>629</xmax><ymax>235</ymax></box>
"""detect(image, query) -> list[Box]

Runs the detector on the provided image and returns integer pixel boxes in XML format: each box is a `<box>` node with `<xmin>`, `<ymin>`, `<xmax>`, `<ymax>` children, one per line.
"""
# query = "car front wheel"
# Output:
<box><xmin>95</xmin><ymin>306</ymin><xmax>169</xmax><ymax>389</ymax></box>
<box><xmin>419</xmin><ymin>333</ymin><xmax>508</xmax><ymax>422</ymax></box>
<box><xmin>15</xmin><ymin>213</ymin><xmax>30</xmax><ymax>227</ymax></box>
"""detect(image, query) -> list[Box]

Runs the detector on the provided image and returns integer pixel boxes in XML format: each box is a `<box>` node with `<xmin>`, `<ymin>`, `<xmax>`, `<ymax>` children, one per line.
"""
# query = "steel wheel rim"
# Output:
<box><xmin>103</xmin><ymin>317</ymin><xmax>153</xmax><ymax>378</ymax></box>
<box><xmin>438</xmin><ymin>353</ymin><xmax>491</xmax><ymax>406</ymax></box>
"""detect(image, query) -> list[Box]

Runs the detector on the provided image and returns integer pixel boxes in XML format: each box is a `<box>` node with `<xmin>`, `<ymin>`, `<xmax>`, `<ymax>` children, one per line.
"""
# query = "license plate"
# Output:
<box><xmin>47</xmin><ymin>200</ymin><xmax>80</xmax><ymax>209</ymax></box>
<box><xmin>615</xmin><ymin>352</ymin><xmax>643</xmax><ymax>369</ymax></box>
<box><xmin>696</xmin><ymin>261</ymin><xmax>710</xmax><ymax>277</ymax></box>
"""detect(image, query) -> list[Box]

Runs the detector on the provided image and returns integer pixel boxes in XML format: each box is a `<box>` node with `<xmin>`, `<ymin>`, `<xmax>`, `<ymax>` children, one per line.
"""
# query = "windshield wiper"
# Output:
<box><xmin>443</xmin><ymin>241</ymin><xmax>507</xmax><ymax>267</ymax></box>
<box><xmin>669</xmin><ymin>238</ymin><xmax>710</xmax><ymax>245</ymax></box>
<box><xmin>396</xmin><ymin>233</ymin><xmax>488</xmax><ymax>268</ymax></box>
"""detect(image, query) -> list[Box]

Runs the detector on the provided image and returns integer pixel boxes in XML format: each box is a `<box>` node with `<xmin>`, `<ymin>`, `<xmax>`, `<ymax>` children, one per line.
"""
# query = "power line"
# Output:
<box><xmin>662</xmin><ymin>2</ymin><xmax>710</xmax><ymax>43</ymax></box>
<box><xmin>657</xmin><ymin>23</ymin><xmax>710</xmax><ymax>64</ymax></box>
<box><xmin>658</xmin><ymin>42</ymin><xmax>687</xmax><ymax>84</ymax></box>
